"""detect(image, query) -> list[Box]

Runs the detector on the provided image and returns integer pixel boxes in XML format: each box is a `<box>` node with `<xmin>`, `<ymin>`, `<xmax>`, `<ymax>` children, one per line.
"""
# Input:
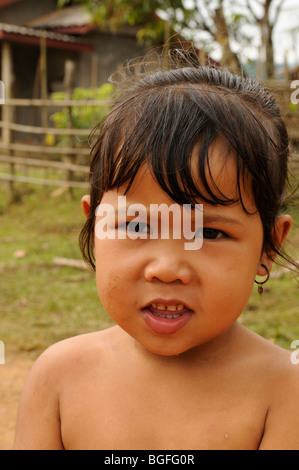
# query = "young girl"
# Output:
<box><xmin>14</xmin><ymin>52</ymin><xmax>299</xmax><ymax>450</ymax></box>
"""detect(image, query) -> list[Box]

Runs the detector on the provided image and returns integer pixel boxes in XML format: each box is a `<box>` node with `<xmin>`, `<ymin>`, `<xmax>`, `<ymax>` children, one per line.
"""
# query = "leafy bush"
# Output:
<box><xmin>289</xmin><ymin>101</ymin><xmax>299</xmax><ymax>115</ymax></box>
<box><xmin>50</xmin><ymin>83</ymin><xmax>114</xmax><ymax>145</ymax></box>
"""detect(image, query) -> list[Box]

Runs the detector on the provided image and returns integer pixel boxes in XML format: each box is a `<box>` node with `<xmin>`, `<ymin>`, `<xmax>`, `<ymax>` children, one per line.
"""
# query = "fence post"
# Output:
<box><xmin>64</xmin><ymin>59</ymin><xmax>76</xmax><ymax>200</ymax></box>
<box><xmin>1</xmin><ymin>41</ymin><xmax>14</xmax><ymax>199</ymax></box>
<box><xmin>40</xmin><ymin>31</ymin><xmax>48</xmax><ymax>139</ymax></box>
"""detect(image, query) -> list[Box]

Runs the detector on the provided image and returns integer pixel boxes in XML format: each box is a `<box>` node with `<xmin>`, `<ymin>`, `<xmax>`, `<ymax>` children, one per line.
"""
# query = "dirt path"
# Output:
<box><xmin>0</xmin><ymin>353</ymin><xmax>34</xmax><ymax>450</ymax></box>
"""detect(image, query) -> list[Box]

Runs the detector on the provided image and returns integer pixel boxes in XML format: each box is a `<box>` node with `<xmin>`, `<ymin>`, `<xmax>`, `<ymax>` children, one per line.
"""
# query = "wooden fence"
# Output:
<box><xmin>0</xmin><ymin>98</ymin><xmax>111</xmax><ymax>199</ymax></box>
<box><xmin>0</xmin><ymin>86</ymin><xmax>299</xmax><ymax>200</ymax></box>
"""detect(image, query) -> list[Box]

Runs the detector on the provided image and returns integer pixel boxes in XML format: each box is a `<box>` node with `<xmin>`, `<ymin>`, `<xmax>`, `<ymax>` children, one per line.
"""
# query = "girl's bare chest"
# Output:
<box><xmin>60</xmin><ymin>375</ymin><xmax>267</xmax><ymax>450</ymax></box>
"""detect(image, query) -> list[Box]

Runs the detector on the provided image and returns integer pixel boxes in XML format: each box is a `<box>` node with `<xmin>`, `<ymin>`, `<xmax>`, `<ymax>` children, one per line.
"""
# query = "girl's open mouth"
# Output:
<box><xmin>142</xmin><ymin>300</ymin><xmax>193</xmax><ymax>335</ymax></box>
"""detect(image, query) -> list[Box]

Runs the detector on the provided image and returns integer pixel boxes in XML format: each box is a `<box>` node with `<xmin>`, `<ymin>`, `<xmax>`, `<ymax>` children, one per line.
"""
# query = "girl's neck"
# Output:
<box><xmin>130</xmin><ymin>321</ymin><xmax>245</xmax><ymax>369</ymax></box>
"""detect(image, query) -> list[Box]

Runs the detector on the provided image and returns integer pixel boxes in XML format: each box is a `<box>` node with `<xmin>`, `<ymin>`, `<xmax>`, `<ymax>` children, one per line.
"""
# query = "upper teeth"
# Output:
<box><xmin>151</xmin><ymin>303</ymin><xmax>185</xmax><ymax>311</ymax></box>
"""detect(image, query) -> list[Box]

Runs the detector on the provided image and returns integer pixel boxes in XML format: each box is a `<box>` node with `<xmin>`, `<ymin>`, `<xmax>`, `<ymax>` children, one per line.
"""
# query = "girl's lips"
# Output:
<box><xmin>143</xmin><ymin>298</ymin><xmax>192</xmax><ymax>312</ymax></box>
<box><xmin>141</xmin><ymin>301</ymin><xmax>193</xmax><ymax>335</ymax></box>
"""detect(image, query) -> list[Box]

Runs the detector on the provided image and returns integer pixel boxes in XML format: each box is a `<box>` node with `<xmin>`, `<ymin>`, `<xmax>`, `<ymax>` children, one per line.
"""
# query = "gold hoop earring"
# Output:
<box><xmin>254</xmin><ymin>264</ymin><xmax>270</xmax><ymax>295</ymax></box>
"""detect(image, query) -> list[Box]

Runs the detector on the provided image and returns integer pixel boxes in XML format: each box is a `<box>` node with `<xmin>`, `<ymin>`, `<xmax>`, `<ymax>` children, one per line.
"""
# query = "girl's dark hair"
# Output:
<box><xmin>80</xmin><ymin>50</ymin><xmax>296</xmax><ymax>271</ymax></box>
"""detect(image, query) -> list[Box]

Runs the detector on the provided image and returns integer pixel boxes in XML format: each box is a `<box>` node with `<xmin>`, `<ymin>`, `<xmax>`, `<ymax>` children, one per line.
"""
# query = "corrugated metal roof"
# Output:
<box><xmin>27</xmin><ymin>6</ymin><xmax>92</xmax><ymax>29</ymax></box>
<box><xmin>0</xmin><ymin>22</ymin><xmax>80</xmax><ymax>43</ymax></box>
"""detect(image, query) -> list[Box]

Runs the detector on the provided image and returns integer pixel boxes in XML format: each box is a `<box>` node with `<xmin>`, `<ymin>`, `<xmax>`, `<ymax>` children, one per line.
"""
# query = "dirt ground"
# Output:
<box><xmin>0</xmin><ymin>353</ymin><xmax>34</xmax><ymax>450</ymax></box>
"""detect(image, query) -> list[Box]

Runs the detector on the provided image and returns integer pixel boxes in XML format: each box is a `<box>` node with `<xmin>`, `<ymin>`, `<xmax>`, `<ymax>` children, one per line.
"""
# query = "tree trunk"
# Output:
<box><xmin>261</xmin><ymin>0</ymin><xmax>275</xmax><ymax>80</ymax></box>
<box><xmin>265</xmin><ymin>22</ymin><xmax>275</xmax><ymax>79</ymax></box>
<box><xmin>214</xmin><ymin>7</ymin><xmax>243</xmax><ymax>75</ymax></box>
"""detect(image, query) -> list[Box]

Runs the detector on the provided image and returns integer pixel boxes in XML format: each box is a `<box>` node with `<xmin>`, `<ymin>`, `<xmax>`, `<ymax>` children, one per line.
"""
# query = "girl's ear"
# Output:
<box><xmin>81</xmin><ymin>195</ymin><xmax>91</xmax><ymax>219</ymax></box>
<box><xmin>257</xmin><ymin>214</ymin><xmax>293</xmax><ymax>275</ymax></box>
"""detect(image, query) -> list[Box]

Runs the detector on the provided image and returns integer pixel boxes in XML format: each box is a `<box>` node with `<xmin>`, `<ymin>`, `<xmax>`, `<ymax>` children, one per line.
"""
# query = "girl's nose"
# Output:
<box><xmin>144</xmin><ymin>250</ymin><xmax>193</xmax><ymax>285</ymax></box>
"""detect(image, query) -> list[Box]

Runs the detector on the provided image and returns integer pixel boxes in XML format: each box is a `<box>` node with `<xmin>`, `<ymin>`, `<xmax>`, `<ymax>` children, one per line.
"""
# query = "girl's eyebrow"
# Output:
<box><xmin>113</xmin><ymin>207</ymin><xmax>243</xmax><ymax>225</ymax></box>
<box><xmin>203</xmin><ymin>214</ymin><xmax>243</xmax><ymax>225</ymax></box>
<box><xmin>114</xmin><ymin>207</ymin><xmax>149</xmax><ymax>215</ymax></box>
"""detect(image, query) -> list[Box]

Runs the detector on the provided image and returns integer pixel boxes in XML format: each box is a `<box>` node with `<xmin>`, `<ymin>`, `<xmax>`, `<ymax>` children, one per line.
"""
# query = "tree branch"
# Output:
<box><xmin>271</xmin><ymin>0</ymin><xmax>287</xmax><ymax>28</ymax></box>
<box><xmin>245</xmin><ymin>0</ymin><xmax>261</xmax><ymax>23</ymax></box>
<box><xmin>194</xmin><ymin>0</ymin><xmax>215</xmax><ymax>37</ymax></box>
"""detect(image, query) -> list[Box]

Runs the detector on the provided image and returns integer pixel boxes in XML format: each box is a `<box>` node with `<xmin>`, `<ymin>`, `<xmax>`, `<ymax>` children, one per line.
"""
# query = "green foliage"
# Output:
<box><xmin>136</xmin><ymin>18</ymin><xmax>166</xmax><ymax>45</ymax></box>
<box><xmin>289</xmin><ymin>102</ymin><xmax>299</xmax><ymax>115</ymax></box>
<box><xmin>56</xmin><ymin>0</ymin><xmax>185</xmax><ymax>45</ymax></box>
<box><xmin>81</xmin><ymin>0</ymin><xmax>168</xmax><ymax>43</ymax></box>
<box><xmin>57</xmin><ymin>0</ymin><xmax>74</xmax><ymax>7</ymax></box>
<box><xmin>50</xmin><ymin>83</ymin><xmax>114</xmax><ymax>145</ymax></box>
<box><xmin>51</xmin><ymin>84</ymin><xmax>114</xmax><ymax>129</ymax></box>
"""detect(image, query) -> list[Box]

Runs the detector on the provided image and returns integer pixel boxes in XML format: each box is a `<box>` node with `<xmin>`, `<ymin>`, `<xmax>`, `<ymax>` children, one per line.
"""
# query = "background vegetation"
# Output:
<box><xmin>58</xmin><ymin>0</ymin><xmax>299</xmax><ymax>79</ymax></box>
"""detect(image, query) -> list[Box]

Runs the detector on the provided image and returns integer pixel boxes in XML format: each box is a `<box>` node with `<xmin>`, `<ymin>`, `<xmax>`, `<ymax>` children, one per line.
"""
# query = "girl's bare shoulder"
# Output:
<box><xmin>241</xmin><ymin>327</ymin><xmax>299</xmax><ymax>375</ymax></box>
<box><xmin>28</xmin><ymin>327</ymin><xmax>120</xmax><ymax>386</ymax></box>
<box><xmin>14</xmin><ymin>330</ymin><xmax>116</xmax><ymax>450</ymax></box>
<box><xmin>248</xmin><ymin>334</ymin><xmax>299</xmax><ymax>450</ymax></box>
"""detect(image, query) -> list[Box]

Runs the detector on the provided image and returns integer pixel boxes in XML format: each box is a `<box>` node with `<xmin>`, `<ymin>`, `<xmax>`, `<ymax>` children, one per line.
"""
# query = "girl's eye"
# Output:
<box><xmin>127</xmin><ymin>221</ymin><xmax>149</xmax><ymax>234</ymax></box>
<box><xmin>203</xmin><ymin>228</ymin><xmax>226</xmax><ymax>240</ymax></box>
<box><xmin>118</xmin><ymin>221</ymin><xmax>151</xmax><ymax>235</ymax></box>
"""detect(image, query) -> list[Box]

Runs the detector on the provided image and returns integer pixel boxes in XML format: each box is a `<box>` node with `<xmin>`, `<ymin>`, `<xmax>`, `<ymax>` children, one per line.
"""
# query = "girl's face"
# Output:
<box><xmin>83</xmin><ymin>145</ymin><xmax>290</xmax><ymax>357</ymax></box>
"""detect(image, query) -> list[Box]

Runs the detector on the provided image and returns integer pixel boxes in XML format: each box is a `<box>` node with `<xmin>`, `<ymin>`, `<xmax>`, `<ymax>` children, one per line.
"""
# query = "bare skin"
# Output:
<box><xmin>13</xmin><ymin>147</ymin><xmax>299</xmax><ymax>450</ymax></box>
<box><xmin>13</xmin><ymin>325</ymin><xmax>299</xmax><ymax>450</ymax></box>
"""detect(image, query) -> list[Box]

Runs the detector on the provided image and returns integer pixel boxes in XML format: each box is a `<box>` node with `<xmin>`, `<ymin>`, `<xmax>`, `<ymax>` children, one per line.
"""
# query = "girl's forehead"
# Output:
<box><xmin>117</xmin><ymin>142</ymin><xmax>256</xmax><ymax>213</ymax></box>
<box><xmin>190</xmin><ymin>140</ymin><xmax>237</xmax><ymax>194</ymax></box>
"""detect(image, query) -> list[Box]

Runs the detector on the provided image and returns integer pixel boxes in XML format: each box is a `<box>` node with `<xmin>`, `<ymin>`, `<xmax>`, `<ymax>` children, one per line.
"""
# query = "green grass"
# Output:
<box><xmin>0</xmin><ymin>181</ymin><xmax>298</xmax><ymax>358</ymax></box>
<box><xmin>0</xmin><ymin>185</ymin><xmax>114</xmax><ymax>357</ymax></box>
<box><xmin>241</xmin><ymin>276</ymin><xmax>299</xmax><ymax>348</ymax></box>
